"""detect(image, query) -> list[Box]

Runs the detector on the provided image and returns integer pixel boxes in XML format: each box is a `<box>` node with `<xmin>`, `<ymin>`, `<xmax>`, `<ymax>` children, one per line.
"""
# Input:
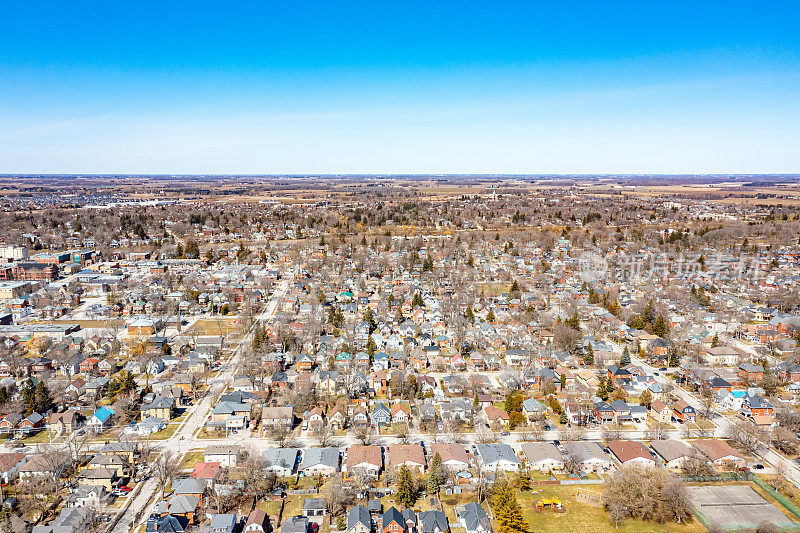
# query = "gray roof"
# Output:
<box><xmin>459</xmin><ymin>502</ymin><xmax>491</xmax><ymax>533</ymax></box>
<box><xmin>210</xmin><ymin>513</ymin><xmax>237</xmax><ymax>530</ymax></box>
<box><xmin>282</xmin><ymin>516</ymin><xmax>309</xmax><ymax>533</ymax></box>
<box><xmin>475</xmin><ymin>443</ymin><xmax>518</xmax><ymax>466</ymax></box>
<box><xmin>303</xmin><ymin>497</ymin><xmax>327</xmax><ymax>511</ymax></box>
<box><xmin>650</xmin><ymin>440</ymin><xmax>693</xmax><ymax>463</ymax></box>
<box><xmin>172</xmin><ymin>477</ymin><xmax>208</xmax><ymax>495</ymax></box>
<box><xmin>521</xmin><ymin>398</ymin><xmax>547</xmax><ymax>413</ymax></box>
<box><xmin>418</xmin><ymin>510</ymin><xmax>448</xmax><ymax>533</ymax></box>
<box><xmin>348</xmin><ymin>505</ymin><xmax>371</xmax><ymax>531</ymax></box>
<box><xmin>262</xmin><ymin>448</ymin><xmax>299</xmax><ymax>471</ymax></box>
<box><xmin>519</xmin><ymin>442</ymin><xmax>564</xmax><ymax>464</ymax></box>
<box><xmin>561</xmin><ymin>441</ymin><xmax>611</xmax><ymax>464</ymax></box>
<box><xmin>300</xmin><ymin>447</ymin><xmax>340</xmax><ymax>471</ymax></box>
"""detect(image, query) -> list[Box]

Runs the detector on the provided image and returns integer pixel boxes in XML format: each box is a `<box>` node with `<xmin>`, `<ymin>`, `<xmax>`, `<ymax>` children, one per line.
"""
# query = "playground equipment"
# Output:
<box><xmin>536</xmin><ymin>498</ymin><xmax>564</xmax><ymax>512</ymax></box>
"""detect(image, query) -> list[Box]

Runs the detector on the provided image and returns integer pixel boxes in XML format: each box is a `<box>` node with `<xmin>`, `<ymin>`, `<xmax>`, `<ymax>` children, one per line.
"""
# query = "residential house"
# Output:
<box><xmin>0</xmin><ymin>452</ymin><xmax>26</xmax><ymax>483</ymax></box>
<box><xmin>347</xmin><ymin>505</ymin><xmax>372</xmax><ymax>533</ymax></box>
<box><xmin>140</xmin><ymin>397</ymin><xmax>175</xmax><ymax>421</ymax></box>
<box><xmin>520</xmin><ymin>443</ymin><xmax>565</xmax><ymax>472</ymax></box>
<box><xmin>300</xmin><ymin>447</ymin><xmax>340</xmax><ymax>476</ymax></box>
<box><xmin>345</xmin><ymin>445</ymin><xmax>383</xmax><ymax>478</ymax></box>
<box><xmin>649</xmin><ymin>440</ymin><xmax>694</xmax><ymax>469</ymax></box>
<box><xmin>738</xmin><ymin>362</ymin><xmax>764</xmax><ymax>382</ymax></box>
<box><xmin>371</xmin><ymin>403</ymin><xmax>392</xmax><ymax>427</ymax></box>
<box><xmin>281</xmin><ymin>516</ymin><xmax>309</xmax><ymax>533</ymax></box>
<box><xmin>456</xmin><ymin>502</ymin><xmax>492</xmax><ymax>533</ymax></box>
<box><xmin>389</xmin><ymin>444</ymin><xmax>427</xmax><ymax>473</ymax></box>
<box><xmin>209</xmin><ymin>514</ymin><xmax>237</xmax><ymax>533</ymax></box>
<box><xmin>649</xmin><ymin>399</ymin><xmax>672</xmax><ymax>424</ymax></box>
<box><xmin>475</xmin><ymin>443</ymin><xmax>519</xmax><ymax>472</ymax></box>
<box><xmin>261</xmin><ymin>405</ymin><xmax>294</xmax><ymax>429</ymax></box>
<box><xmin>607</xmin><ymin>440</ymin><xmax>656</xmax><ymax>467</ymax></box>
<box><xmin>417</xmin><ymin>510</ymin><xmax>448</xmax><ymax>533</ymax></box>
<box><xmin>262</xmin><ymin>448</ymin><xmax>299</xmax><ymax>477</ymax></box>
<box><xmin>691</xmin><ymin>439</ymin><xmax>746</xmax><ymax>468</ymax></box>
<box><xmin>244</xmin><ymin>509</ymin><xmax>270</xmax><ymax>533</ymax></box>
<box><xmin>379</xmin><ymin>507</ymin><xmax>406</xmax><ymax>533</ymax></box>
<box><xmin>76</xmin><ymin>467</ymin><xmax>118</xmax><ymax>490</ymax></box>
<box><xmin>561</xmin><ymin>441</ymin><xmax>613</xmax><ymax>473</ymax></box>
<box><xmin>428</xmin><ymin>443</ymin><xmax>470</xmax><ymax>473</ymax></box>
<box><xmin>672</xmin><ymin>400</ymin><xmax>696</xmax><ymax>422</ymax></box>
<box><xmin>204</xmin><ymin>445</ymin><xmax>241</xmax><ymax>468</ymax></box>
<box><xmin>88</xmin><ymin>406</ymin><xmax>114</xmax><ymax>431</ymax></box>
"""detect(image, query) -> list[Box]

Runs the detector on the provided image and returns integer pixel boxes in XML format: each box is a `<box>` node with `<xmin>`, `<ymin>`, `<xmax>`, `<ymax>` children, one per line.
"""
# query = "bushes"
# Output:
<box><xmin>547</xmin><ymin>395</ymin><xmax>562</xmax><ymax>414</ymax></box>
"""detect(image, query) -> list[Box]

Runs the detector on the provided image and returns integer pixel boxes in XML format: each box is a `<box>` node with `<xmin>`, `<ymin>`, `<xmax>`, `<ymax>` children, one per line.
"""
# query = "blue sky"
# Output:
<box><xmin>1</xmin><ymin>2</ymin><xmax>799</xmax><ymax>174</ymax></box>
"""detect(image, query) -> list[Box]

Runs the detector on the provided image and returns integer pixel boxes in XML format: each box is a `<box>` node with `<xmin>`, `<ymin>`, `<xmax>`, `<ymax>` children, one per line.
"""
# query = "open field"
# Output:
<box><xmin>186</xmin><ymin>318</ymin><xmax>243</xmax><ymax>336</ymax></box>
<box><xmin>514</xmin><ymin>485</ymin><xmax>706</xmax><ymax>533</ymax></box>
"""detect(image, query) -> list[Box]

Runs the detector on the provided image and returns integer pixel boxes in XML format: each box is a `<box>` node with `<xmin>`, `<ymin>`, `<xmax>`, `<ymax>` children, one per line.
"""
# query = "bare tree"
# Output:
<box><xmin>603</xmin><ymin>465</ymin><xmax>690</xmax><ymax>526</ymax></box>
<box><xmin>325</xmin><ymin>483</ymin><xmax>356</xmax><ymax>519</ymax></box>
<box><xmin>354</xmin><ymin>425</ymin><xmax>374</xmax><ymax>446</ymax></box>
<box><xmin>152</xmin><ymin>449</ymin><xmax>180</xmax><ymax>498</ymax></box>
<box><xmin>771</xmin><ymin>426</ymin><xmax>799</xmax><ymax>455</ymax></box>
<box><xmin>312</xmin><ymin>425</ymin><xmax>336</xmax><ymax>447</ymax></box>
<box><xmin>726</xmin><ymin>420</ymin><xmax>762</xmax><ymax>455</ymax></box>
<box><xmin>271</xmin><ymin>425</ymin><xmax>296</xmax><ymax>448</ymax></box>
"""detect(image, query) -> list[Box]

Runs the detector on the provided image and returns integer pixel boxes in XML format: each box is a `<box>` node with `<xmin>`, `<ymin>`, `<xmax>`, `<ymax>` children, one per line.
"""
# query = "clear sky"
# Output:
<box><xmin>1</xmin><ymin>1</ymin><xmax>799</xmax><ymax>174</ymax></box>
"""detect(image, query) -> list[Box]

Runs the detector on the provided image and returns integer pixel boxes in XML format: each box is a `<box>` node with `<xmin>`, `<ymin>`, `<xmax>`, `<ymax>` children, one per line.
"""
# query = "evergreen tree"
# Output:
<box><xmin>21</xmin><ymin>379</ymin><xmax>36</xmax><ymax>416</ymax></box>
<box><xmin>620</xmin><ymin>346</ymin><xmax>631</xmax><ymax>366</ymax></box>
<box><xmin>565</xmin><ymin>313</ymin><xmax>581</xmax><ymax>330</ymax></box>
<box><xmin>652</xmin><ymin>315</ymin><xmax>669</xmax><ymax>338</ymax></box>
<box><xmin>364</xmin><ymin>307</ymin><xmax>376</xmax><ymax>333</ymax></box>
<box><xmin>509</xmin><ymin>280</ymin><xmax>520</xmax><ymax>295</ymax></box>
<box><xmin>486</xmin><ymin>310</ymin><xmax>496</xmax><ymax>323</ymax></box>
<box><xmin>711</xmin><ymin>334</ymin><xmax>719</xmax><ymax>348</ymax></box>
<box><xmin>492</xmin><ymin>482</ymin><xmax>529</xmax><ymax>533</ymax></box>
<box><xmin>175</xmin><ymin>242</ymin><xmax>184</xmax><ymax>258</ymax></box>
<box><xmin>427</xmin><ymin>472</ymin><xmax>439</xmax><ymax>495</ymax></box>
<box><xmin>465</xmin><ymin>307</ymin><xmax>475</xmax><ymax>323</ymax></box>
<box><xmin>668</xmin><ymin>349</ymin><xmax>679</xmax><ymax>367</ymax></box>
<box><xmin>597</xmin><ymin>378</ymin><xmax>608</xmax><ymax>401</ymax></box>
<box><xmin>428</xmin><ymin>452</ymin><xmax>445</xmax><ymax>494</ymax></box>
<box><xmin>412</xmin><ymin>292</ymin><xmax>424</xmax><ymax>308</ymax></box>
<box><xmin>583</xmin><ymin>343</ymin><xmax>594</xmax><ymax>366</ymax></box>
<box><xmin>639</xmin><ymin>389</ymin><xmax>653</xmax><ymax>408</ymax></box>
<box><xmin>396</xmin><ymin>465</ymin><xmax>417</xmax><ymax>508</ymax></box>
<box><xmin>366</xmin><ymin>336</ymin><xmax>377</xmax><ymax>356</ymax></box>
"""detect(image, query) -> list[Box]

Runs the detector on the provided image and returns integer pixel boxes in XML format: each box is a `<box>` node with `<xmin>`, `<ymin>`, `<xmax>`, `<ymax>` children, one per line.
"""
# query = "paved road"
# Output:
<box><xmin>114</xmin><ymin>270</ymin><xmax>294</xmax><ymax>532</ymax></box>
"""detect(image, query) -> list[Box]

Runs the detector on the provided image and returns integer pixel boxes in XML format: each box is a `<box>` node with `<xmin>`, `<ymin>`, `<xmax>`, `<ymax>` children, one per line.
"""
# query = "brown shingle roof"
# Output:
<box><xmin>346</xmin><ymin>445</ymin><xmax>382</xmax><ymax>469</ymax></box>
<box><xmin>606</xmin><ymin>440</ymin><xmax>654</xmax><ymax>463</ymax></box>
<box><xmin>389</xmin><ymin>444</ymin><xmax>426</xmax><ymax>468</ymax></box>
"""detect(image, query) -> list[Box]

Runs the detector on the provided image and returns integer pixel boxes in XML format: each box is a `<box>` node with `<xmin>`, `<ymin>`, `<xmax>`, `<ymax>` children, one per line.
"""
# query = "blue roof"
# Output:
<box><xmin>94</xmin><ymin>406</ymin><xmax>115</xmax><ymax>422</ymax></box>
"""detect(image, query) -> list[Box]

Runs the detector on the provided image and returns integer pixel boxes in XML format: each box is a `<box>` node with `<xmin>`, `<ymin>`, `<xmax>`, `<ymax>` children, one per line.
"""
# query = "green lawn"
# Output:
<box><xmin>282</xmin><ymin>496</ymin><xmax>301</xmax><ymax>520</ymax></box>
<box><xmin>20</xmin><ymin>430</ymin><xmax>53</xmax><ymax>444</ymax></box>
<box><xmin>147</xmin><ymin>424</ymin><xmax>179</xmax><ymax>440</ymax></box>
<box><xmin>179</xmin><ymin>449</ymin><xmax>205</xmax><ymax>470</ymax></box>
<box><xmin>513</xmin><ymin>485</ymin><xmax>706</xmax><ymax>533</ymax></box>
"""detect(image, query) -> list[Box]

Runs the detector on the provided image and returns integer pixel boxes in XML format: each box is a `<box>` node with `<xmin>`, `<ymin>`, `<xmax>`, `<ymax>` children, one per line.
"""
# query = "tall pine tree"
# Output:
<box><xmin>396</xmin><ymin>465</ymin><xmax>417</xmax><ymax>508</ymax></box>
